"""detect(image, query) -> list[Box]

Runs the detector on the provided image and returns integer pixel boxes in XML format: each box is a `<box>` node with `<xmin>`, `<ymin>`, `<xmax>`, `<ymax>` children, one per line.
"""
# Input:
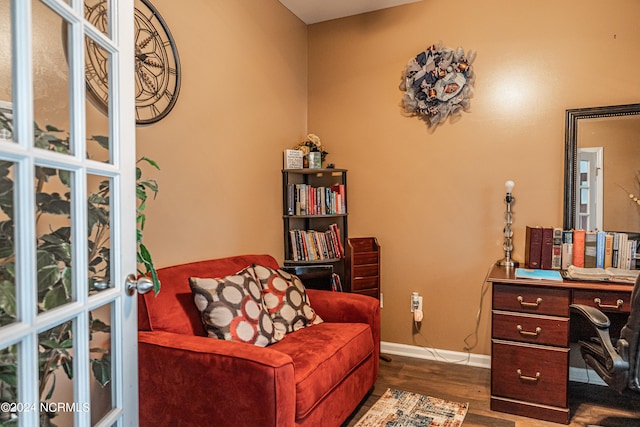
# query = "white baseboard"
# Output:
<box><xmin>380</xmin><ymin>341</ymin><xmax>491</xmax><ymax>369</ymax></box>
<box><xmin>380</xmin><ymin>341</ymin><xmax>607</xmax><ymax>386</ymax></box>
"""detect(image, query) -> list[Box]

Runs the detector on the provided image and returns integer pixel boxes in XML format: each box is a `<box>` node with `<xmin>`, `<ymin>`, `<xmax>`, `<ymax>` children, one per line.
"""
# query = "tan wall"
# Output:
<box><xmin>306</xmin><ymin>0</ymin><xmax>640</xmax><ymax>354</ymax></box>
<box><xmin>137</xmin><ymin>0</ymin><xmax>308</xmax><ymax>268</ymax></box>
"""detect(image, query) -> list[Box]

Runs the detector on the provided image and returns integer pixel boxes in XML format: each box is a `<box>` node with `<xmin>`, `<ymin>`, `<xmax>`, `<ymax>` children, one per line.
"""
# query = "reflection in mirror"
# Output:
<box><xmin>563</xmin><ymin>104</ymin><xmax>640</xmax><ymax>234</ymax></box>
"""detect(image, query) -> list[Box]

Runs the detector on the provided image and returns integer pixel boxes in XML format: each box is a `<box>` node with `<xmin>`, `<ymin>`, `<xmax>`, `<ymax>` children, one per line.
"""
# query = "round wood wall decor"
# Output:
<box><xmin>400</xmin><ymin>42</ymin><xmax>476</xmax><ymax>127</ymax></box>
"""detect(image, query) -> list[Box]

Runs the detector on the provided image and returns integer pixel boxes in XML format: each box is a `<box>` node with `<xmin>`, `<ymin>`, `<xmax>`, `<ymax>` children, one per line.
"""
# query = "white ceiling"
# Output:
<box><xmin>278</xmin><ymin>0</ymin><xmax>423</xmax><ymax>24</ymax></box>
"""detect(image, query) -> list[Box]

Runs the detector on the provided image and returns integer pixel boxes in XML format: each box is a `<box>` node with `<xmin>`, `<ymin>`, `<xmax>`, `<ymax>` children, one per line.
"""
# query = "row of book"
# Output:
<box><xmin>286</xmin><ymin>183</ymin><xmax>346</xmax><ymax>216</ymax></box>
<box><xmin>525</xmin><ymin>226</ymin><xmax>639</xmax><ymax>270</ymax></box>
<box><xmin>289</xmin><ymin>224</ymin><xmax>344</xmax><ymax>261</ymax></box>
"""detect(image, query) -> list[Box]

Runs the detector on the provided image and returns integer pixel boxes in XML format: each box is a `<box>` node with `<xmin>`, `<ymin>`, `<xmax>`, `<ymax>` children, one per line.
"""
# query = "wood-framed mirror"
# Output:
<box><xmin>563</xmin><ymin>103</ymin><xmax>640</xmax><ymax>233</ymax></box>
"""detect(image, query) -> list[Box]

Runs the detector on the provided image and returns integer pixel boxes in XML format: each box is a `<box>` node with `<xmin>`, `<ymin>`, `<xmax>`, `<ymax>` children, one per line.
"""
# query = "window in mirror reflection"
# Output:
<box><xmin>576</xmin><ymin>149</ymin><xmax>603</xmax><ymax>231</ymax></box>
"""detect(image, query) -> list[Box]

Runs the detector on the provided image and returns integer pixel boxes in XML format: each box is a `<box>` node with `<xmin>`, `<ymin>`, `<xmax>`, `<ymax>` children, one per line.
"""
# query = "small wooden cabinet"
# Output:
<box><xmin>491</xmin><ymin>282</ymin><xmax>571</xmax><ymax>423</ymax></box>
<box><xmin>488</xmin><ymin>265</ymin><xmax>633</xmax><ymax>424</ymax></box>
<box><xmin>345</xmin><ymin>237</ymin><xmax>380</xmax><ymax>298</ymax></box>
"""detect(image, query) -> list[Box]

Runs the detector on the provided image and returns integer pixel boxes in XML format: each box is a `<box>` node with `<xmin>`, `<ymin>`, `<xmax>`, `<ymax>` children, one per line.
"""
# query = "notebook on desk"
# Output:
<box><xmin>514</xmin><ymin>268</ymin><xmax>563</xmax><ymax>281</ymax></box>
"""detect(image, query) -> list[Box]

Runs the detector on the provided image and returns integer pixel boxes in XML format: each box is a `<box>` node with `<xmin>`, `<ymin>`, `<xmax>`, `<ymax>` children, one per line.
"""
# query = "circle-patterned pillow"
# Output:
<box><xmin>189</xmin><ymin>267</ymin><xmax>283</xmax><ymax>346</ymax></box>
<box><xmin>251</xmin><ymin>265</ymin><xmax>323</xmax><ymax>336</ymax></box>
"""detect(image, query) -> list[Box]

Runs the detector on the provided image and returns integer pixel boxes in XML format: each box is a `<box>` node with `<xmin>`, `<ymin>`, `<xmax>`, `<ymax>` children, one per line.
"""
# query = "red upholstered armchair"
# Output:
<box><xmin>138</xmin><ymin>254</ymin><xmax>380</xmax><ymax>427</ymax></box>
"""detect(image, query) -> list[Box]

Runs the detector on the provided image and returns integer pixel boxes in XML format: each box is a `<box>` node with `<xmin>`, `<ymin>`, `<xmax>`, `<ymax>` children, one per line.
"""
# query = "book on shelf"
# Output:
<box><xmin>551</xmin><ymin>227</ymin><xmax>563</xmax><ymax>270</ymax></box>
<box><xmin>286</xmin><ymin>183</ymin><xmax>346</xmax><ymax>216</ymax></box>
<box><xmin>604</xmin><ymin>233</ymin><xmax>613</xmax><ymax>268</ymax></box>
<box><xmin>331</xmin><ymin>273</ymin><xmax>343</xmax><ymax>292</ymax></box>
<box><xmin>584</xmin><ymin>231</ymin><xmax>597</xmax><ymax>268</ymax></box>
<box><xmin>521</xmin><ymin>225</ymin><xmax>638</xmax><ymax>274</ymax></box>
<box><xmin>525</xmin><ymin>226</ymin><xmax>542</xmax><ymax>269</ymax></box>
<box><xmin>595</xmin><ymin>231</ymin><xmax>606</xmax><ymax>268</ymax></box>
<box><xmin>288</xmin><ymin>224</ymin><xmax>344</xmax><ymax>262</ymax></box>
<box><xmin>561</xmin><ymin>230</ymin><xmax>573</xmax><ymax>270</ymax></box>
<box><xmin>515</xmin><ymin>268</ymin><xmax>563</xmax><ymax>281</ymax></box>
<box><xmin>573</xmin><ymin>229</ymin><xmax>586</xmax><ymax>267</ymax></box>
<box><xmin>540</xmin><ymin>227</ymin><xmax>554</xmax><ymax>270</ymax></box>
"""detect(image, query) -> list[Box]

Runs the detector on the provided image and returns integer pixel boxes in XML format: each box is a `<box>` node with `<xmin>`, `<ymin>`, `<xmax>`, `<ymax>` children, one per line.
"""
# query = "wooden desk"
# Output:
<box><xmin>488</xmin><ymin>265</ymin><xmax>634</xmax><ymax>424</ymax></box>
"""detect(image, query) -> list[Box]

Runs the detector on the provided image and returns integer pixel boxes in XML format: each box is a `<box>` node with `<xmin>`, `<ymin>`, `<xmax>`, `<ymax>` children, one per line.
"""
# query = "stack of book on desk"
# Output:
<box><xmin>525</xmin><ymin>226</ymin><xmax>639</xmax><ymax>271</ymax></box>
<box><xmin>563</xmin><ymin>265</ymin><xmax>639</xmax><ymax>284</ymax></box>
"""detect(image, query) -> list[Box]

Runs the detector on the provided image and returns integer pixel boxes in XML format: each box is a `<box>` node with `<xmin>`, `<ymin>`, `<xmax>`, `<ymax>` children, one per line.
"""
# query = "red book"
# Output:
<box><xmin>525</xmin><ymin>226</ymin><xmax>543</xmax><ymax>269</ymax></box>
<box><xmin>540</xmin><ymin>227</ymin><xmax>554</xmax><ymax>269</ymax></box>
<box><xmin>573</xmin><ymin>229</ymin><xmax>586</xmax><ymax>267</ymax></box>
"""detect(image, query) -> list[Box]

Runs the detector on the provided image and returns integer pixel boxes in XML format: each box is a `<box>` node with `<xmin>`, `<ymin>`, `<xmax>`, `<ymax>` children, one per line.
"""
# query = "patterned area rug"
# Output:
<box><xmin>354</xmin><ymin>388</ymin><xmax>468</xmax><ymax>427</ymax></box>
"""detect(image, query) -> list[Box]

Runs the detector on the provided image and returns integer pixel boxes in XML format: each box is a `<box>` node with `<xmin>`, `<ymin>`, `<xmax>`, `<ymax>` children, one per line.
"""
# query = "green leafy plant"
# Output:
<box><xmin>0</xmin><ymin>112</ymin><xmax>160</xmax><ymax>425</ymax></box>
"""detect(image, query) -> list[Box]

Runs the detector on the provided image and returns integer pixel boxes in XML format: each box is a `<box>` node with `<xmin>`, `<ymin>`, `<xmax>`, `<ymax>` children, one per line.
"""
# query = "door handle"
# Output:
<box><xmin>126</xmin><ymin>274</ymin><xmax>153</xmax><ymax>296</ymax></box>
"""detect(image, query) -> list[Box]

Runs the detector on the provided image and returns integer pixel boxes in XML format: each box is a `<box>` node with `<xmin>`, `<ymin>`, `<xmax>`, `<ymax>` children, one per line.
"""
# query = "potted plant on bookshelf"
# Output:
<box><xmin>294</xmin><ymin>133</ymin><xmax>328</xmax><ymax>168</ymax></box>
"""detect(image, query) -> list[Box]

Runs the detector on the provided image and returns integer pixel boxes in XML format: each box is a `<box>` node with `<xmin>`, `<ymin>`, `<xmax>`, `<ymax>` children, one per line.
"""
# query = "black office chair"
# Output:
<box><xmin>570</xmin><ymin>274</ymin><xmax>640</xmax><ymax>393</ymax></box>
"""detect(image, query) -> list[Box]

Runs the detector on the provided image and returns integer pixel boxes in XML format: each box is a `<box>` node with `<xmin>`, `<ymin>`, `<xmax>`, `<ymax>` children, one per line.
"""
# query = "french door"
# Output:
<box><xmin>0</xmin><ymin>0</ymin><xmax>138</xmax><ymax>425</ymax></box>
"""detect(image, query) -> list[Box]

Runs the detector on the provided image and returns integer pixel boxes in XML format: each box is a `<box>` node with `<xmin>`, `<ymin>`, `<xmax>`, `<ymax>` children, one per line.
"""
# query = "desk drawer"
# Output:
<box><xmin>493</xmin><ymin>284</ymin><xmax>570</xmax><ymax>316</ymax></box>
<box><xmin>492</xmin><ymin>311</ymin><xmax>569</xmax><ymax>346</ymax></box>
<box><xmin>492</xmin><ymin>340</ymin><xmax>568</xmax><ymax>408</ymax></box>
<box><xmin>572</xmin><ymin>290</ymin><xmax>631</xmax><ymax>313</ymax></box>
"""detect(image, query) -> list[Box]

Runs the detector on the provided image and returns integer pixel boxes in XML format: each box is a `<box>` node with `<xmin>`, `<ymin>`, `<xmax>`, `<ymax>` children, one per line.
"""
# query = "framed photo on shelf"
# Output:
<box><xmin>284</xmin><ymin>149</ymin><xmax>303</xmax><ymax>169</ymax></box>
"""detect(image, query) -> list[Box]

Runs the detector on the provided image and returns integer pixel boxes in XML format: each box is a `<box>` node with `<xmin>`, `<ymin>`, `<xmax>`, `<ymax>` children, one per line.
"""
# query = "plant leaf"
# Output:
<box><xmin>42</xmin><ymin>286</ymin><xmax>68</xmax><ymax>310</ymax></box>
<box><xmin>138</xmin><ymin>156</ymin><xmax>160</xmax><ymax>170</ymax></box>
<box><xmin>0</xmin><ymin>280</ymin><xmax>17</xmax><ymax>319</ymax></box>
<box><xmin>91</xmin><ymin>318</ymin><xmax>110</xmax><ymax>333</ymax></box>
<box><xmin>91</xmin><ymin>354</ymin><xmax>111</xmax><ymax>387</ymax></box>
<box><xmin>58</xmin><ymin>169</ymin><xmax>71</xmax><ymax>188</ymax></box>
<box><xmin>91</xmin><ymin>135</ymin><xmax>110</xmax><ymax>150</ymax></box>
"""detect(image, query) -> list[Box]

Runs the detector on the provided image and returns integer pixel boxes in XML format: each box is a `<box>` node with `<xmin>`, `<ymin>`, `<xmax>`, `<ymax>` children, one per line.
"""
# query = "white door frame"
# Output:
<box><xmin>0</xmin><ymin>0</ymin><xmax>138</xmax><ymax>425</ymax></box>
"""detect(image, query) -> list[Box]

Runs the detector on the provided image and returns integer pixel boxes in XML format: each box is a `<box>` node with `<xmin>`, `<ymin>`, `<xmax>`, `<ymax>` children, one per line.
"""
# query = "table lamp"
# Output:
<box><xmin>497</xmin><ymin>180</ymin><xmax>520</xmax><ymax>267</ymax></box>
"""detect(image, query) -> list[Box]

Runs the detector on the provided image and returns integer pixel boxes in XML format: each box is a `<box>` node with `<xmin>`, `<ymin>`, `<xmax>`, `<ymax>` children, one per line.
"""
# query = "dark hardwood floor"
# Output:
<box><xmin>343</xmin><ymin>354</ymin><xmax>640</xmax><ymax>426</ymax></box>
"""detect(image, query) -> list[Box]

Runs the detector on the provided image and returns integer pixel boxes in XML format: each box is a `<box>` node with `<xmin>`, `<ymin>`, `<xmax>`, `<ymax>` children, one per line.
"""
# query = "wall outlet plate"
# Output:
<box><xmin>411</xmin><ymin>292</ymin><xmax>420</xmax><ymax>312</ymax></box>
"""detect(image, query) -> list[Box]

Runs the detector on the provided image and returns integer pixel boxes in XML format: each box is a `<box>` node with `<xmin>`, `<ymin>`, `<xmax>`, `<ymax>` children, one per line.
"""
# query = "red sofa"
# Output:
<box><xmin>138</xmin><ymin>254</ymin><xmax>380</xmax><ymax>427</ymax></box>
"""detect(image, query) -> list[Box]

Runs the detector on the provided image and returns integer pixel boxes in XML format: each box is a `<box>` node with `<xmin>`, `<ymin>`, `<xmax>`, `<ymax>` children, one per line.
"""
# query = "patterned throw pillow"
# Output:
<box><xmin>251</xmin><ymin>265</ymin><xmax>323</xmax><ymax>336</ymax></box>
<box><xmin>189</xmin><ymin>268</ymin><xmax>283</xmax><ymax>346</ymax></box>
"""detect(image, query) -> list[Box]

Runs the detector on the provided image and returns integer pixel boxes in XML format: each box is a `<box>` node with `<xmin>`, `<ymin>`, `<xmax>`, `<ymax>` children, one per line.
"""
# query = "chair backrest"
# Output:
<box><xmin>620</xmin><ymin>274</ymin><xmax>640</xmax><ymax>391</ymax></box>
<box><xmin>138</xmin><ymin>254</ymin><xmax>280</xmax><ymax>336</ymax></box>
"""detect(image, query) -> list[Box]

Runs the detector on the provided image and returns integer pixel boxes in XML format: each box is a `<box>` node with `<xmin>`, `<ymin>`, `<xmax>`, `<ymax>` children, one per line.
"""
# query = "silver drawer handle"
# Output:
<box><xmin>517</xmin><ymin>325</ymin><xmax>542</xmax><ymax>337</ymax></box>
<box><xmin>593</xmin><ymin>298</ymin><xmax>623</xmax><ymax>310</ymax></box>
<box><xmin>517</xmin><ymin>296</ymin><xmax>542</xmax><ymax>308</ymax></box>
<box><xmin>517</xmin><ymin>369</ymin><xmax>540</xmax><ymax>382</ymax></box>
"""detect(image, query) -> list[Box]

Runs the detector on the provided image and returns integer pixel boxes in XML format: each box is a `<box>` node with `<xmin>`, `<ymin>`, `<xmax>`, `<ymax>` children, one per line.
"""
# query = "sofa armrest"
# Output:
<box><xmin>138</xmin><ymin>331</ymin><xmax>296</xmax><ymax>427</ymax></box>
<box><xmin>306</xmin><ymin>289</ymin><xmax>380</xmax><ymax>374</ymax></box>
